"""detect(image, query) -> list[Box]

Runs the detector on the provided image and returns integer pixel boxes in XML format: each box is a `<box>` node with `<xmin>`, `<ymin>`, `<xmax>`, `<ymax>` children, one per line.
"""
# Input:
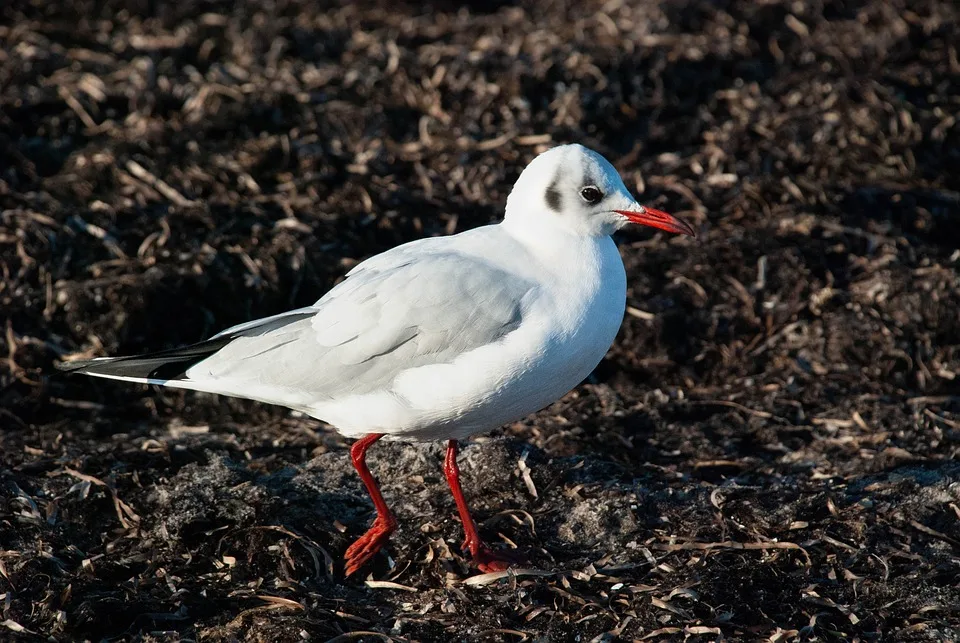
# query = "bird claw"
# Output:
<box><xmin>344</xmin><ymin>517</ymin><xmax>396</xmax><ymax>577</ymax></box>
<box><xmin>472</xmin><ymin>547</ymin><xmax>517</xmax><ymax>573</ymax></box>
<box><xmin>461</xmin><ymin>537</ymin><xmax>522</xmax><ymax>573</ymax></box>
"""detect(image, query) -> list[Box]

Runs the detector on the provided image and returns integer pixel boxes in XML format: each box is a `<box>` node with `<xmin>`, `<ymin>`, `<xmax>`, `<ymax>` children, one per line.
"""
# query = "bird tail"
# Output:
<box><xmin>55</xmin><ymin>336</ymin><xmax>234</xmax><ymax>385</ymax></box>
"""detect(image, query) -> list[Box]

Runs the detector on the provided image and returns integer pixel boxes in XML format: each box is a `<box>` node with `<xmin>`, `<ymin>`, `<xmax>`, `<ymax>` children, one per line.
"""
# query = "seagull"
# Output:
<box><xmin>57</xmin><ymin>144</ymin><xmax>696</xmax><ymax>576</ymax></box>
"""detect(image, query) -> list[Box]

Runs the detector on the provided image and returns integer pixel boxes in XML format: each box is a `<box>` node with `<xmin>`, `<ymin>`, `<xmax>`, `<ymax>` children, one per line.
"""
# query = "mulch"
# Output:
<box><xmin>1</xmin><ymin>0</ymin><xmax>959</xmax><ymax>640</ymax></box>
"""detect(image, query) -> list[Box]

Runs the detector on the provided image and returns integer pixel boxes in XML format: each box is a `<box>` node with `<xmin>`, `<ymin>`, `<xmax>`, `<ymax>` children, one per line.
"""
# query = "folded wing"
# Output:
<box><xmin>59</xmin><ymin>247</ymin><xmax>537</xmax><ymax>407</ymax></box>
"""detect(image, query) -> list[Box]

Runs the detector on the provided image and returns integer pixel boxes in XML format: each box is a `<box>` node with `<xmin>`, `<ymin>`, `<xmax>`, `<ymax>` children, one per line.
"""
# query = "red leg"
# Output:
<box><xmin>444</xmin><ymin>440</ymin><xmax>516</xmax><ymax>572</ymax></box>
<box><xmin>343</xmin><ymin>433</ymin><xmax>397</xmax><ymax>577</ymax></box>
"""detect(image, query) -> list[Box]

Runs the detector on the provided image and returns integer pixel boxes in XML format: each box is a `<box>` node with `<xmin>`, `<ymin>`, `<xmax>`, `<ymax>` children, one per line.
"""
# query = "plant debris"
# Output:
<box><xmin>2</xmin><ymin>0</ymin><xmax>959</xmax><ymax>640</ymax></box>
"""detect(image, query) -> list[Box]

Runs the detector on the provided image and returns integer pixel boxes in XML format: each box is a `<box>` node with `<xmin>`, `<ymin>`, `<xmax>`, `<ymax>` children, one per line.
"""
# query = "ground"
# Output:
<box><xmin>2</xmin><ymin>0</ymin><xmax>959</xmax><ymax>641</ymax></box>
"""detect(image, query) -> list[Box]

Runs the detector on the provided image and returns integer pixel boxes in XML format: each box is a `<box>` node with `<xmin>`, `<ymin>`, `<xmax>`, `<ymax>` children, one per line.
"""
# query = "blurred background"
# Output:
<box><xmin>1</xmin><ymin>0</ymin><xmax>958</xmax><ymax>640</ymax></box>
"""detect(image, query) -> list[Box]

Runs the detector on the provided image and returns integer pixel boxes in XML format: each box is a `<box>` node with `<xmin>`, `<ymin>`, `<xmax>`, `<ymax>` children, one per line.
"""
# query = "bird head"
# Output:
<box><xmin>505</xmin><ymin>144</ymin><xmax>696</xmax><ymax>239</ymax></box>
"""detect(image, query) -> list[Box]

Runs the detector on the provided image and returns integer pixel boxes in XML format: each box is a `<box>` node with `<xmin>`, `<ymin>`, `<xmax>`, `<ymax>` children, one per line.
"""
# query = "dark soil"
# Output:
<box><xmin>2</xmin><ymin>0</ymin><xmax>960</xmax><ymax>641</ymax></box>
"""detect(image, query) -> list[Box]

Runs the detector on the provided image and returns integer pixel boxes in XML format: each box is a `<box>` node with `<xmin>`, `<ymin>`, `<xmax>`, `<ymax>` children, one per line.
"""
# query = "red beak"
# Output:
<box><xmin>615</xmin><ymin>207</ymin><xmax>697</xmax><ymax>237</ymax></box>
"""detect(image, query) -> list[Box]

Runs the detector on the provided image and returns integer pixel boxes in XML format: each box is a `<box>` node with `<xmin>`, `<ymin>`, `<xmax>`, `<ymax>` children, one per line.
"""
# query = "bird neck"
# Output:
<box><xmin>503</xmin><ymin>203</ymin><xmax>608</xmax><ymax>241</ymax></box>
<box><xmin>502</xmin><ymin>209</ymin><xmax>576</xmax><ymax>248</ymax></box>
<box><xmin>500</xmin><ymin>213</ymin><xmax>618</xmax><ymax>278</ymax></box>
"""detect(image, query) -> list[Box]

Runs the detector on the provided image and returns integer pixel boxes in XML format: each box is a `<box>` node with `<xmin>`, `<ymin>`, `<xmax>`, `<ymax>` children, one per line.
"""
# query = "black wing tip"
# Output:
<box><xmin>55</xmin><ymin>310</ymin><xmax>314</xmax><ymax>381</ymax></box>
<box><xmin>56</xmin><ymin>354</ymin><xmax>195</xmax><ymax>381</ymax></box>
<box><xmin>55</xmin><ymin>358</ymin><xmax>109</xmax><ymax>373</ymax></box>
<box><xmin>55</xmin><ymin>354</ymin><xmax>195</xmax><ymax>381</ymax></box>
<box><xmin>55</xmin><ymin>335</ymin><xmax>235</xmax><ymax>381</ymax></box>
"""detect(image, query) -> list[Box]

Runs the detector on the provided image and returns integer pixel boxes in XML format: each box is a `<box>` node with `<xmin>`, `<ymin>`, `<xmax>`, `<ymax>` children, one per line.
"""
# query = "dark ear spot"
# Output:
<box><xmin>545</xmin><ymin>184</ymin><xmax>561</xmax><ymax>212</ymax></box>
<box><xmin>545</xmin><ymin>176</ymin><xmax>562</xmax><ymax>212</ymax></box>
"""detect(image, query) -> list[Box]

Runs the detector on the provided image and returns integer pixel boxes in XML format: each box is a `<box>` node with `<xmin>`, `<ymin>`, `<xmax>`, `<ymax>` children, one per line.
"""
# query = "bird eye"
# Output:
<box><xmin>579</xmin><ymin>186</ymin><xmax>603</xmax><ymax>204</ymax></box>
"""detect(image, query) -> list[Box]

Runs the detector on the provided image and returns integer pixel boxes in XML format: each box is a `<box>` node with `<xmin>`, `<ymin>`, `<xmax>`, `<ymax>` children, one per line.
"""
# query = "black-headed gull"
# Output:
<box><xmin>58</xmin><ymin>144</ymin><xmax>695</xmax><ymax>576</ymax></box>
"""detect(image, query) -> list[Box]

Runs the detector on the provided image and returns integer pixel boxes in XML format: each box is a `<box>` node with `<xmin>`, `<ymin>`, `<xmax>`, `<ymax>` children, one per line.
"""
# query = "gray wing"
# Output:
<box><xmin>187</xmin><ymin>248</ymin><xmax>537</xmax><ymax>401</ymax></box>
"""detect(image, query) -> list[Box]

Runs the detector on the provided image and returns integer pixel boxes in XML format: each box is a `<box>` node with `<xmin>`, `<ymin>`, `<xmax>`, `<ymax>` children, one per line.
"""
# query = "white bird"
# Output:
<box><xmin>58</xmin><ymin>144</ymin><xmax>696</xmax><ymax>576</ymax></box>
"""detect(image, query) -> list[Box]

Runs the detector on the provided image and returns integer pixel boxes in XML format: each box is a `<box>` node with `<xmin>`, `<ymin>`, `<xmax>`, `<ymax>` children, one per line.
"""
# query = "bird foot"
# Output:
<box><xmin>344</xmin><ymin>516</ymin><xmax>397</xmax><ymax>577</ymax></box>
<box><xmin>462</xmin><ymin>537</ymin><xmax>522</xmax><ymax>573</ymax></box>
